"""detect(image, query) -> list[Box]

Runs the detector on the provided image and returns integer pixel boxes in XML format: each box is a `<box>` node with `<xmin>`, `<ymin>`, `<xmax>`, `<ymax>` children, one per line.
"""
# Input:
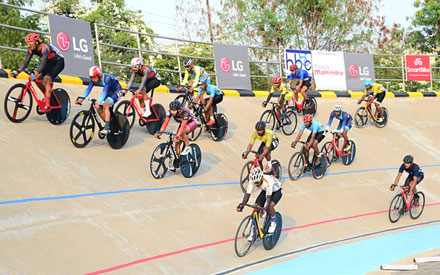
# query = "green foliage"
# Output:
<box><xmin>407</xmin><ymin>0</ymin><xmax>440</xmax><ymax>54</ymax></box>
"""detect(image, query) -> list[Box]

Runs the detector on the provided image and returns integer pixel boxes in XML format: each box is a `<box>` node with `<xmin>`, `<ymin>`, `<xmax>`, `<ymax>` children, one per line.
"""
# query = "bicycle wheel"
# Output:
<box><xmin>288</xmin><ymin>152</ymin><xmax>305</xmax><ymax>181</ymax></box>
<box><xmin>150</xmin><ymin>143</ymin><xmax>171</xmax><ymax>179</ymax></box>
<box><xmin>47</xmin><ymin>88</ymin><xmax>70</xmax><ymax>125</ymax></box>
<box><xmin>388</xmin><ymin>194</ymin><xmax>404</xmax><ymax>223</ymax></box>
<box><xmin>320</xmin><ymin>141</ymin><xmax>335</xmax><ymax>168</ymax></box>
<box><xmin>234</xmin><ymin>215</ymin><xmax>254</xmax><ymax>257</ymax></box>
<box><xmin>4</xmin><ymin>83</ymin><xmax>33</xmax><ymax>123</ymax></box>
<box><xmin>302</xmin><ymin>97</ymin><xmax>317</xmax><ymax>116</ymax></box>
<box><xmin>312</xmin><ymin>155</ymin><xmax>327</xmax><ymax>179</ymax></box>
<box><xmin>210</xmin><ymin>113</ymin><xmax>228</xmax><ymax>141</ymax></box>
<box><xmin>180</xmin><ymin>147</ymin><xmax>195</xmax><ymax>178</ymax></box>
<box><xmin>260</xmin><ymin>110</ymin><xmax>275</xmax><ymax>130</ymax></box>
<box><xmin>175</xmin><ymin>94</ymin><xmax>188</xmax><ymax>107</ymax></box>
<box><xmin>271</xmin><ymin>160</ymin><xmax>282</xmax><ymax>180</ymax></box>
<box><xmin>146</xmin><ymin>104</ymin><xmax>166</xmax><ymax>135</ymax></box>
<box><xmin>240</xmin><ymin>161</ymin><xmax>256</xmax><ymax>193</ymax></box>
<box><xmin>114</xmin><ymin>100</ymin><xmax>135</xmax><ymax>128</ymax></box>
<box><xmin>354</xmin><ymin>107</ymin><xmax>368</xmax><ymax>128</ymax></box>
<box><xmin>342</xmin><ymin>140</ymin><xmax>356</xmax><ymax>165</ymax></box>
<box><xmin>69</xmin><ymin>110</ymin><xmax>95</xmax><ymax>148</ymax></box>
<box><xmin>188</xmin><ymin>143</ymin><xmax>202</xmax><ymax>175</ymax></box>
<box><xmin>189</xmin><ymin>121</ymin><xmax>203</xmax><ymax>141</ymax></box>
<box><xmin>410</xmin><ymin>191</ymin><xmax>425</xmax><ymax>219</ymax></box>
<box><xmin>281</xmin><ymin>108</ymin><xmax>297</xmax><ymax>135</ymax></box>
<box><xmin>263</xmin><ymin>212</ymin><xmax>282</xmax><ymax>251</ymax></box>
<box><xmin>107</xmin><ymin>113</ymin><xmax>130</xmax><ymax>149</ymax></box>
<box><xmin>375</xmin><ymin>107</ymin><xmax>389</xmax><ymax>128</ymax></box>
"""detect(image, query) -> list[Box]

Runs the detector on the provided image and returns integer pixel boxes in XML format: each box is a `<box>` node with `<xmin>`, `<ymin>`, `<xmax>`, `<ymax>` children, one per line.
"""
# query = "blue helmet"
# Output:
<box><xmin>364</xmin><ymin>80</ymin><xmax>372</xmax><ymax>87</ymax></box>
<box><xmin>198</xmin><ymin>76</ymin><xmax>208</xmax><ymax>85</ymax></box>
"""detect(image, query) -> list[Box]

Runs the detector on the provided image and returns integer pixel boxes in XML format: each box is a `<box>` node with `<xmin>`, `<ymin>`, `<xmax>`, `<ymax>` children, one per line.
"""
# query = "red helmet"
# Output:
<box><xmin>25</xmin><ymin>33</ymin><xmax>40</xmax><ymax>43</ymax></box>
<box><xmin>88</xmin><ymin>66</ymin><xmax>102</xmax><ymax>78</ymax></box>
<box><xmin>303</xmin><ymin>114</ymin><xmax>313</xmax><ymax>123</ymax></box>
<box><xmin>272</xmin><ymin>76</ymin><xmax>282</xmax><ymax>84</ymax></box>
<box><xmin>289</xmin><ymin>64</ymin><xmax>298</xmax><ymax>71</ymax></box>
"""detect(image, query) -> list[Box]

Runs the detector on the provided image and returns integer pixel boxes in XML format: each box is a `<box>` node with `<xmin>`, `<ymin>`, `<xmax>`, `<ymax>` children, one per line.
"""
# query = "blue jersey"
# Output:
<box><xmin>82</xmin><ymin>73</ymin><xmax>122</xmax><ymax>104</ymax></box>
<box><xmin>300</xmin><ymin>120</ymin><xmax>324</xmax><ymax>133</ymax></box>
<box><xmin>289</xmin><ymin>69</ymin><xmax>311</xmax><ymax>81</ymax></box>
<box><xmin>326</xmin><ymin>110</ymin><xmax>353</xmax><ymax>131</ymax></box>
<box><xmin>399</xmin><ymin>163</ymin><xmax>423</xmax><ymax>177</ymax></box>
<box><xmin>198</xmin><ymin>84</ymin><xmax>222</xmax><ymax>97</ymax></box>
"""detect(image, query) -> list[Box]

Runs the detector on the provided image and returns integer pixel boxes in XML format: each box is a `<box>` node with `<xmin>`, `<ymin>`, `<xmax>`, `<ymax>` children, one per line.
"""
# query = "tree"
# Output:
<box><xmin>407</xmin><ymin>0</ymin><xmax>440</xmax><ymax>54</ymax></box>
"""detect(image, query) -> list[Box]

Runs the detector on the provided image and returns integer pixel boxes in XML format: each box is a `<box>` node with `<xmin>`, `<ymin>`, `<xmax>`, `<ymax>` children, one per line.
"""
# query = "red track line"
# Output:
<box><xmin>86</xmin><ymin>202</ymin><xmax>440</xmax><ymax>275</ymax></box>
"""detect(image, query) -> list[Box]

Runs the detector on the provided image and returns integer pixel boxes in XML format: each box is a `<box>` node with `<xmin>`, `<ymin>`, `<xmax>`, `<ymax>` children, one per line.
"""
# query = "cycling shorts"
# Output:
<box><xmin>404</xmin><ymin>174</ymin><xmax>424</xmax><ymax>187</ymax></box>
<box><xmin>258</xmin><ymin>138</ymin><xmax>279</xmax><ymax>154</ymax></box>
<box><xmin>306</xmin><ymin>131</ymin><xmax>325</xmax><ymax>144</ymax></box>
<box><xmin>104</xmin><ymin>91</ymin><xmax>121</xmax><ymax>107</ymax></box>
<box><xmin>256</xmin><ymin>188</ymin><xmax>282</xmax><ymax>207</ymax></box>
<box><xmin>185</xmin><ymin>120</ymin><xmax>198</xmax><ymax>133</ymax></box>
<box><xmin>298</xmin><ymin>79</ymin><xmax>312</xmax><ymax>90</ymax></box>
<box><xmin>374</xmin><ymin>91</ymin><xmax>385</xmax><ymax>103</ymax></box>
<box><xmin>143</xmin><ymin>77</ymin><xmax>161</xmax><ymax>93</ymax></box>
<box><xmin>41</xmin><ymin>57</ymin><xmax>64</xmax><ymax>80</ymax></box>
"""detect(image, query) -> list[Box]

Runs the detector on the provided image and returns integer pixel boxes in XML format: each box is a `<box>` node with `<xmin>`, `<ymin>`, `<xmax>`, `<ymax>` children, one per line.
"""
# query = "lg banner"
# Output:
<box><xmin>284</xmin><ymin>49</ymin><xmax>312</xmax><ymax>76</ymax></box>
<box><xmin>48</xmin><ymin>14</ymin><xmax>95</xmax><ymax>78</ymax></box>
<box><xmin>213</xmin><ymin>43</ymin><xmax>251</xmax><ymax>90</ymax></box>
<box><xmin>311</xmin><ymin>51</ymin><xmax>346</xmax><ymax>90</ymax></box>
<box><xmin>405</xmin><ymin>55</ymin><xmax>431</xmax><ymax>81</ymax></box>
<box><xmin>344</xmin><ymin>53</ymin><xmax>375</xmax><ymax>91</ymax></box>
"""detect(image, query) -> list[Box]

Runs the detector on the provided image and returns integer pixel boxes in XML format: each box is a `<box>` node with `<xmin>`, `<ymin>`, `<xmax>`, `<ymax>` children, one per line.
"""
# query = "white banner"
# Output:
<box><xmin>311</xmin><ymin>51</ymin><xmax>346</xmax><ymax>90</ymax></box>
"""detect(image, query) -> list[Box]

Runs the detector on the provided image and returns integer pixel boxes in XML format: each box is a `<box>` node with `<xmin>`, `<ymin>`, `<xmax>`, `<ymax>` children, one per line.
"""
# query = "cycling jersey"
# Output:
<box><xmin>326</xmin><ymin>110</ymin><xmax>353</xmax><ymax>131</ymax></box>
<box><xmin>81</xmin><ymin>73</ymin><xmax>122</xmax><ymax>104</ymax></box>
<box><xmin>197</xmin><ymin>84</ymin><xmax>223</xmax><ymax>97</ymax></box>
<box><xmin>399</xmin><ymin>163</ymin><xmax>424</xmax><ymax>178</ymax></box>
<box><xmin>300</xmin><ymin>119</ymin><xmax>324</xmax><ymax>133</ymax></box>
<box><xmin>182</xmin><ymin>65</ymin><xmax>210</xmax><ymax>88</ymax></box>
<box><xmin>288</xmin><ymin>69</ymin><xmax>312</xmax><ymax>81</ymax></box>
<box><xmin>126</xmin><ymin>65</ymin><xmax>161</xmax><ymax>91</ymax></box>
<box><xmin>167</xmin><ymin>107</ymin><xmax>196</xmax><ymax>123</ymax></box>
<box><xmin>269</xmin><ymin>82</ymin><xmax>292</xmax><ymax>97</ymax></box>
<box><xmin>250</xmin><ymin>129</ymin><xmax>278</xmax><ymax>145</ymax></box>
<box><xmin>246</xmin><ymin>174</ymin><xmax>282</xmax><ymax>195</ymax></box>
<box><xmin>20</xmin><ymin>43</ymin><xmax>64</xmax><ymax>74</ymax></box>
<box><xmin>364</xmin><ymin>83</ymin><xmax>386</xmax><ymax>96</ymax></box>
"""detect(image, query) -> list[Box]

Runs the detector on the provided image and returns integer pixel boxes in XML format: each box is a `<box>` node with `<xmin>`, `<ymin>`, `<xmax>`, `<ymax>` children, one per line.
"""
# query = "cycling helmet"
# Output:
<box><xmin>255</xmin><ymin>120</ymin><xmax>266</xmax><ymax>131</ymax></box>
<box><xmin>334</xmin><ymin>104</ymin><xmax>342</xmax><ymax>112</ymax></box>
<box><xmin>169</xmin><ymin>100</ymin><xmax>182</xmax><ymax>111</ymax></box>
<box><xmin>364</xmin><ymin>80</ymin><xmax>372</xmax><ymax>87</ymax></box>
<box><xmin>403</xmin><ymin>155</ymin><xmax>414</xmax><ymax>164</ymax></box>
<box><xmin>130</xmin><ymin>57</ymin><xmax>143</xmax><ymax>67</ymax></box>
<box><xmin>24</xmin><ymin>33</ymin><xmax>40</xmax><ymax>43</ymax></box>
<box><xmin>88</xmin><ymin>66</ymin><xmax>102</xmax><ymax>78</ymax></box>
<box><xmin>183</xmin><ymin>58</ymin><xmax>193</xmax><ymax>67</ymax></box>
<box><xmin>303</xmin><ymin>114</ymin><xmax>313</xmax><ymax>123</ymax></box>
<box><xmin>198</xmin><ymin>76</ymin><xmax>208</xmax><ymax>85</ymax></box>
<box><xmin>249</xmin><ymin>167</ymin><xmax>263</xmax><ymax>183</ymax></box>
<box><xmin>289</xmin><ymin>64</ymin><xmax>298</xmax><ymax>71</ymax></box>
<box><xmin>272</xmin><ymin>76</ymin><xmax>282</xmax><ymax>84</ymax></box>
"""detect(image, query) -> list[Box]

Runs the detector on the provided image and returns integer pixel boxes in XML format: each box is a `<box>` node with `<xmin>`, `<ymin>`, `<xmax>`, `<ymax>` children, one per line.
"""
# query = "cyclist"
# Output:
<box><xmin>242</xmin><ymin>121</ymin><xmax>279</xmax><ymax>173</ymax></box>
<box><xmin>189</xmin><ymin>76</ymin><xmax>224</xmax><ymax>126</ymax></box>
<box><xmin>390</xmin><ymin>155</ymin><xmax>424</xmax><ymax>208</ymax></box>
<box><xmin>176</xmin><ymin>58</ymin><xmax>210</xmax><ymax>95</ymax></box>
<box><xmin>237</xmin><ymin>167</ymin><xmax>282</xmax><ymax>235</ymax></box>
<box><xmin>75</xmin><ymin>66</ymin><xmax>124</xmax><ymax>135</ymax></box>
<box><xmin>358</xmin><ymin>80</ymin><xmax>386</xmax><ymax>122</ymax></box>
<box><xmin>125</xmin><ymin>57</ymin><xmax>161</xmax><ymax>118</ymax></box>
<box><xmin>325</xmin><ymin>104</ymin><xmax>353</xmax><ymax>153</ymax></box>
<box><xmin>291</xmin><ymin>114</ymin><xmax>325</xmax><ymax>167</ymax></box>
<box><xmin>263</xmin><ymin>76</ymin><xmax>293</xmax><ymax>121</ymax></box>
<box><xmin>154</xmin><ymin>100</ymin><xmax>197</xmax><ymax>171</ymax></box>
<box><xmin>11</xmin><ymin>33</ymin><xmax>65</xmax><ymax>112</ymax></box>
<box><xmin>287</xmin><ymin>64</ymin><xmax>312</xmax><ymax>103</ymax></box>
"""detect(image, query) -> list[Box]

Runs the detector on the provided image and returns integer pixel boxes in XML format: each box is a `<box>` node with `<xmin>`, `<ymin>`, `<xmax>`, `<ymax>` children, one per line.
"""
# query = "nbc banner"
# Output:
<box><xmin>311</xmin><ymin>51</ymin><xmax>346</xmax><ymax>91</ymax></box>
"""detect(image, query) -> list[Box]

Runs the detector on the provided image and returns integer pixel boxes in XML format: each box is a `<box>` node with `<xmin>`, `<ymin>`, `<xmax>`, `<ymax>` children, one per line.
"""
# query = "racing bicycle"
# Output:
<box><xmin>260</xmin><ymin>102</ymin><xmax>297</xmax><ymax>135</ymax></box>
<box><xmin>320</xmin><ymin>131</ymin><xmax>356</xmax><ymax>167</ymax></box>
<box><xmin>354</xmin><ymin>99</ymin><xmax>389</xmax><ymax>128</ymax></box>
<box><xmin>388</xmin><ymin>185</ymin><xmax>425</xmax><ymax>223</ymax></box>
<box><xmin>189</xmin><ymin>102</ymin><xmax>228</xmax><ymax>141</ymax></box>
<box><xmin>288</xmin><ymin>141</ymin><xmax>327</xmax><ymax>180</ymax></box>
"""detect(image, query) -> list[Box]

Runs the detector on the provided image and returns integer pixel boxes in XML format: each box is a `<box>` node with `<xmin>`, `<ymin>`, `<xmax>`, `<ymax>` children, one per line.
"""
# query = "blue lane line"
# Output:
<box><xmin>251</xmin><ymin>224</ymin><xmax>440</xmax><ymax>275</ymax></box>
<box><xmin>1</xmin><ymin>165</ymin><xmax>439</xmax><ymax>206</ymax></box>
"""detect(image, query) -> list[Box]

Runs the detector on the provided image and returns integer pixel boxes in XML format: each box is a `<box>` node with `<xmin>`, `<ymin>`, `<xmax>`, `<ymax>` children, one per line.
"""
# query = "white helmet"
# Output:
<box><xmin>249</xmin><ymin>167</ymin><xmax>263</xmax><ymax>183</ymax></box>
<box><xmin>130</xmin><ymin>57</ymin><xmax>143</xmax><ymax>67</ymax></box>
<box><xmin>334</xmin><ymin>104</ymin><xmax>342</xmax><ymax>112</ymax></box>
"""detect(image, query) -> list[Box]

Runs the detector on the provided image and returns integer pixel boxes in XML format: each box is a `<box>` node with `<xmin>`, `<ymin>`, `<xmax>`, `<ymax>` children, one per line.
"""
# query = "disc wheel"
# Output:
<box><xmin>114</xmin><ymin>100</ymin><xmax>135</xmax><ymax>128</ymax></box>
<box><xmin>302</xmin><ymin>97</ymin><xmax>317</xmax><ymax>116</ymax></box>
<box><xmin>188</xmin><ymin>143</ymin><xmax>202</xmax><ymax>175</ymax></box>
<box><xmin>409</xmin><ymin>191</ymin><xmax>425</xmax><ymax>219</ymax></box>
<box><xmin>46</xmin><ymin>88</ymin><xmax>70</xmax><ymax>125</ymax></box>
<box><xmin>281</xmin><ymin>108</ymin><xmax>297</xmax><ymax>135</ymax></box>
<box><xmin>146</xmin><ymin>104</ymin><xmax>166</xmax><ymax>135</ymax></box>
<box><xmin>234</xmin><ymin>215</ymin><xmax>254</xmax><ymax>257</ymax></box>
<box><xmin>388</xmin><ymin>194</ymin><xmax>404</xmax><ymax>223</ymax></box>
<box><xmin>210</xmin><ymin>113</ymin><xmax>228</xmax><ymax>141</ymax></box>
<box><xmin>260</xmin><ymin>110</ymin><xmax>275</xmax><ymax>130</ymax></box>
<box><xmin>341</xmin><ymin>140</ymin><xmax>356</xmax><ymax>165</ymax></box>
<box><xmin>312</xmin><ymin>155</ymin><xmax>327</xmax><ymax>179</ymax></box>
<box><xmin>69</xmin><ymin>110</ymin><xmax>95</xmax><ymax>148</ymax></box>
<box><xmin>354</xmin><ymin>107</ymin><xmax>368</xmax><ymax>128</ymax></box>
<box><xmin>288</xmin><ymin>152</ymin><xmax>305</xmax><ymax>181</ymax></box>
<box><xmin>375</xmin><ymin>107</ymin><xmax>389</xmax><ymax>128</ymax></box>
<box><xmin>107</xmin><ymin>113</ymin><xmax>130</xmax><ymax>149</ymax></box>
<box><xmin>4</xmin><ymin>83</ymin><xmax>33</xmax><ymax>123</ymax></box>
<box><xmin>262</xmin><ymin>212</ymin><xmax>282</xmax><ymax>250</ymax></box>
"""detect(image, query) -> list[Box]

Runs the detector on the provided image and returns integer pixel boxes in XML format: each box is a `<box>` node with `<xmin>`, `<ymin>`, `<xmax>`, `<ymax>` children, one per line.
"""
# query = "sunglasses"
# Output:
<box><xmin>26</xmin><ymin>42</ymin><xmax>34</xmax><ymax>47</ymax></box>
<box><xmin>184</xmin><ymin>65</ymin><xmax>191</xmax><ymax>68</ymax></box>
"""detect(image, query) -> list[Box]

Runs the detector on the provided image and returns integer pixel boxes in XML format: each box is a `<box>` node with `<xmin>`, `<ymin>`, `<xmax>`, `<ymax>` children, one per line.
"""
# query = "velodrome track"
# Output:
<box><xmin>0</xmin><ymin>77</ymin><xmax>439</xmax><ymax>274</ymax></box>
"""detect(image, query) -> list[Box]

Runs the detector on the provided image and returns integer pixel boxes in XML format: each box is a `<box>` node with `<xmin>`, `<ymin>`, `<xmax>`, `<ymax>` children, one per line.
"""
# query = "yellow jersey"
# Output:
<box><xmin>250</xmin><ymin>129</ymin><xmax>278</xmax><ymax>145</ymax></box>
<box><xmin>364</xmin><ymin>83</ymin><xmax>386</xmax><ymax>96</ymax></box>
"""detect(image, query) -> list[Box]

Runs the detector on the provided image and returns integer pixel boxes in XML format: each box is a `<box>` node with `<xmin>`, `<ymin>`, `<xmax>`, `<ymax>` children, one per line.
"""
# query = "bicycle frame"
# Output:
<box><xmin>288</xmin><ymin>95</ymin><xmax>305</xmax><ymax>111</ymax></box>
<box><xmin>361</xmin><ymin>100</ymin><xmax>380</xmax><ymax>121</ymax></box>
<box><xmin>124</xmin><ymin>90</ymin><xmax>160</xmax><ymax>123</ymax></box>
<box><xmin>399</xmin><ymin>186</ymin><xmax>415</xmax><ymax>211</ymax></box>
<box><xmin>19</xmin><ymin>74</ymin><xmax>62</xmax><ymax>111</ymax></box>
<box><xmin>327</xmin><ymin>132</ymin><xmax>350</xmax><ymax>158</ymax></box>
<box><xmin>244</xmin><ymin>150</ymin><xmax>278</xmax><ymax>177</ymax></box>
<box><xmin>242</xmin><ymin>204</ymin><xmax>266</xmax><ymax>239</ymax></box>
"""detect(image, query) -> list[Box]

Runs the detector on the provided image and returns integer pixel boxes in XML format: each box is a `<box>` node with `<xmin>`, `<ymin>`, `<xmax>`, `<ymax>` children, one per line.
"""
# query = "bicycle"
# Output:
<box><xmin>286</xmin><ymin>84</ymin><xmax>317</xmax><ymax>116</ymax></box>
<box><xmin>320</xmin><ymin>131</ymin><xmax>356</xmax><ymax>167</ymax></box>
<box><xmin>4</xmin><ymin>69</ymin><xmax>70</xmax><ymax>125</ymax></box>
<box><xmin>354</xmin><ymin>99</ymin><xmax>389</xmax><ymax>128</ymax></box>
<box><xmin>234</xmin><ymin>204</ymin><xmax>282</xmax><ymax>257</ymax></box>
<box><xmin>288</xmin><ymin>141</ymin><xmax>327</xmax><ymax>180</ymax></box>
<box><xmin>239</xmin><ymin>150</ymin><xmax>282</xmax><ymax>193</ymax></box>
<box><xmin>174</xmin><ymin>85</ymin><xmax>195</xmax><ymax>107</ymax></box>
<box><xmin>388</xmin><ymin>185</ymin><xmax>425</xmax><ymax>223</ymax></box>
<box><xmin>260</xmin><ymin>102</ymin><xmax>297</xmax><ymax>136</ymax></box>
<box><xmin>69</xmin><ymin>97</ymin><xmax>130</xmax><ymax>149</ymax></box>
<box><xmin>114</xmin><ymin>89</ymin><xmax>165</xmax><ymax>135</ymax></box>
<box><xmin>150</xmin><ymin>131</ymin><xmax>202</xmax><ymax>179</ymax></box>
<box><xmin>189</xmin><ymin>102</ymin><xmax>228</xmax><ymax>142</ymax></box>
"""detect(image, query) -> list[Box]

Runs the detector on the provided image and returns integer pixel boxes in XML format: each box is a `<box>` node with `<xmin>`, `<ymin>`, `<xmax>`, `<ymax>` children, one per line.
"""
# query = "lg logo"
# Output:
<box><xmin>220</xmin><ymin>57</ymin><xmax>243</xmax><ymax>73</ymax></box>
<box><xmin>56</xmin><ymin>31</ymin><xmax>89</xmax><ymax>53</ymax></box>
<box><xmin>349</xmin><ymin>64</ymin><xmax>369</xmax><ymax>77</ymax></box>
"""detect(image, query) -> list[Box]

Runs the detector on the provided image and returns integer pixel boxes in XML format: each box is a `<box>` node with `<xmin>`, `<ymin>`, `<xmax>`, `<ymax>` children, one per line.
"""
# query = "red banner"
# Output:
<box><xmin>405</xmin><ymin>55</ymin><xmax>431</xmax><ymax>81</ymax></box>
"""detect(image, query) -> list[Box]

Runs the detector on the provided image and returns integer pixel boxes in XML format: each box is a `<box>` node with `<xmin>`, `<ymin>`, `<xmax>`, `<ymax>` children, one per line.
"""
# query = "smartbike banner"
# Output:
<box><xmin>284</xmin><ymin>49</ymin><xmax>312</xmax><ymax>76</ymax></box>
<box><xmin>48</xmin><ymin>14</ymin><xmax>95</xmax><ymax>78</ymax></box>
<box><xmin>405</xmin><ymin>55</ymin><xmax>431</xmax><ymax>81</ymax></box>
<box><xmin>213</xmin><ymin>43</ymin><xmax>252</xmax><ymax>90</ymax></box>
<box><xmin>343</xmin><ymin>53</ymin><xmax>375</xmax><ymax>91</ymax></box>
<box><xmin>311</xmin><ymin>50</ymin><xmax>346</xmax><ymax>90</ymax></box>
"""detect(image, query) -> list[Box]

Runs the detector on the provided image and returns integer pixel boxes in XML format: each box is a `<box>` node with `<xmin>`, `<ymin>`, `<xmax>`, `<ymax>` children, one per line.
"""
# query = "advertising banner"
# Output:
<box><xmin>344</xmin><ymin>53</ymin><xmax>375</xmax><ymax>91</ymax></box>
<box><xmin>405</xmin><ymin>55</ymin><xmax>431</xmax><ymax>81</ymax></box>
<box><xmin>48</xmin><ymin>14</ymin><xmax>95</xmax><ymax>78</ymax></box>
<box><xmin>284</xmin><ymin>49</ymin><xmax>312</xmax><ymax>76</ymax></box>
<box><xmin>311</xmin><ymin>51</ymin><xmax>346</xmax><ymax>90</ymax></box>
<box><xmin>213</xmin><ymin>43</ymin><xmax>251</xmax><ymax>90</ymax></box>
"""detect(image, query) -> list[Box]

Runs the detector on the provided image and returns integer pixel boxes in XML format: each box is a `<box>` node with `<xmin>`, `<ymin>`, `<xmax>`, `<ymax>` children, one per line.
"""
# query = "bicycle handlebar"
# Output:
<box><xmin>241</xmin><ymin>203</ymin><xmax>265</xmax><ymax>211</ymax></box>
<box><xmin>292</xmin><ymin>141</ymin><xmax>306</xmax><ymax>145</ymax></box>
<box><xmin>243</xmin><ymin>150</ymin><xmax>259</xmax><ymax>156</ymax></box>
<box><xmin>156</xmin><ymin>131</ymin><xmax>177</xmax><ymax>137</ymax></box>
<box><xmin>75</xmin><ymin>97</ymin><xmax>97</xmax><ymax>106</ymax></box>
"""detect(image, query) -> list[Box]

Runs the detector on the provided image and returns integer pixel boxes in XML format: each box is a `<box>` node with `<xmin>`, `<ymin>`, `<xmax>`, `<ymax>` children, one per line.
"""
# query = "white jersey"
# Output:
<box><xmin>246</xmin><ymin>174</ymin><xmax>282</xmax><ymax>195</ymax></box>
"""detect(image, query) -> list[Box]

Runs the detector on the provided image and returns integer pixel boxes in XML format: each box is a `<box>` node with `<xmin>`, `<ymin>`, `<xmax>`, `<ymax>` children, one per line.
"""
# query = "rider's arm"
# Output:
<box><xmin>241</xmin><ymin>193</ymin><xmax>251</xmax><ymax>204</ymax></box>
<box><xmin>182</xmin><ymin>70</ymin><xmax>189</xmax><ymax>85</ymax></box>
<box><xmin>192</xmin><ymin>66</ymin><xmax>201</xmax><ymax>89</ymax></box>
<box><xmin>138</xmin><ymin>66</ymin><xmax>151</xmax><ymax>91</ymax></box>
<box><xmin>265</xmin><ymin>86</ymin><xmax>275</xmax><ymax>104</ymax></box>
<box><xmin>293</xmin><ymin>129</ymin><xmax>304</xmax><ymax>143</ymax></box>
<box><xmin>80</xmin><ymin>81</ymin><xmax>94</xmax><ymax>99</ymax></box>
<box><xmin>159</xmin><ymin>115</ymin><xmax>171</xmax><ymax>132</ymax></box>
<box><xmin>204</xmin><ymin>86</ymin><xmax>215</xmax><ymax>108</ymax></box>
<box><xmin>19</xmin><ymin>50</ymin><xmax>33</xmax><ymax>71</ymax></box>
<box><xmin>126</xmin><ymin>71</ymin><xmax>136</xmax><ymax>91</ymax></box>
<box><xmin>326</xmin><ymin>111</ymin><xmax>335</xmax><ymax>130</ymax></box>
<box><xmin>97</xmin><ymin>75</ymin><xmax>111</xmax><ymax>104</ymax></box>
<box><xmin>393</xmin><ymin>172</ymin><xmax>402</xmax><ymax>186</ymax></box>
<box><xmin>339</xmin><ymin>112</ymin><xmax>349</xmax><ymax>131</ymax></box>
<box><xmin>36</xmin><ymin>45</ymin><xmax>49</xmax><ymax>74</ymax></box>
<box><xmin>249</xmin><ymin>131</ymin><xmax>258</xmax><ymax>145</ymax></box>
<box><xmin>306</xmin><ymin>132</ymin><xmax>316</xmax><ymax>148</ymax></box>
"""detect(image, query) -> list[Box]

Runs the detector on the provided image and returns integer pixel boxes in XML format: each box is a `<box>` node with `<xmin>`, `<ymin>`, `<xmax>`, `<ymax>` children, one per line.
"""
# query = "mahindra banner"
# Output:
<box><xmin>213</xmin><ymin>43</ymin><xmax>251</xmax><ymax>90</ymax></box>
<box><xmin>405</xmin><ymin>55</ymin><xmax>431</xmax><ymax>81</ymax></box>
<box><xmin>284</xmin><ymin>49</ymin><xmax>312</xmax><ymax>76</ymax></box>
<box><xmin>48</xmin><ymin>14</ymin><xmax>95</xmax><ymax>78</ymax></box>
<box><xmin>311</xmin><ymin>51</ymin><xmax>346</xmax><ymax>90</ymax></box>
<box><xmin>344</xmin><ymin>53</ymin><xmax>375</xmax><ymax>91</ymax></box>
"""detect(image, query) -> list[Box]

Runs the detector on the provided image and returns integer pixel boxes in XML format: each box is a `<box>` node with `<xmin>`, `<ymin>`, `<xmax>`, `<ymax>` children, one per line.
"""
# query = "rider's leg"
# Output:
<box><xmin>42</xmin><ymin>75</ymin><xmax>53</xmax><ymax>109</ymax></box>
<box><xmin>342</xmin><ymin>128</ymin><xmax>350</xmax><ymax>150</ymax></box>
<box><xmin>375</xmin><ymin>102</ymin><xmax>383</xmax><ymax>118</ymax></box>
<box><xmin>175</xmin><ymin>140</ymin><xmax>182</xmax><ymax>157</ymax></box>
<box><xmin>267</xmin><ymin>190</ymin><xmax>282</xmax><ymax>233</ymax></box>
<box><xmin>300</xmin><ymin>86</ymin><xmax>308</xmax><ymax>101</ymax></box>
<box><xmin>103</xmin><ymin>100</ymin><xmax>112</xmax><ymax>130</ymax></box>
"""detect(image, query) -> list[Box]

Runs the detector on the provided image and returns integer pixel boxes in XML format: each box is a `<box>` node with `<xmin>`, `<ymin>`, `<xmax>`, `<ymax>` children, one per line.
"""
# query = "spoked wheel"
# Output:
<box><xmin>146</xmin><ymin>104</ymin><xmax>166</xmax><ymax>135</ymax></box>
<box><xmin>320</xmin><ymin>141</ymin><xmax>335</xmax><ymax>168</ymax></box>
<box><xmin>210</xmin><ymin>113</ymin><xmax>228</xmax><ymax>141</ymax></box>
<box><xmin>46</xmin><ymin>88</ymin><xmax>70</xmax><ymax>125</ymax></box>
<box><xmin>263</xmin><ymin>212</ymin><xmax>282</xmax><ymax>250</ymax></box>
<box><xmin>150</xmin><ymin>143</ymin><xmax>171</xmax><ymax>179</ymax></box>
<box><xmin>341</xmin><ymin>140</ymin><xmax>356</xmax><ymax>165</ymax></box>
<box><xmin>302</xmin><ymin>97</ymin><xmax>317</xmax><ymax>116</ymax></box>
<box><xmin>389</xmin><ymin>194</ymin><xmax>404</xmax><ymax>223</ymax></box>
<box><xmin>240</xmin><ymin>161</ymin><xmax>257</xmax><ymax>193</ymax></box>
<box><xmin>288</xmin><ymin>152</ymin><xmax>305</xmax><ymax>181</ymax></box>
<box><xmin>4</xmin><ymin>83</ymin><xmax>33</xmax><ymax>123</ymax></box>
<box><xmin>354</xmin><ymin>107</ymin><xmax>368</xmax><ymax>128</ymax></box>
<box><xmin>312</xmin><ymin>154</ymin><xmax>327</xmax><ymax>179</ymax></box>
<box><xmin>234</xmin><ymin>215</ymin><xmax>254</xmax><ymax>257</ymax></box>
<box><xmin>175</xmin><ymin>94</ymin><xmax>188</xmax><ymax>107</ymax></box>
<box><xmin>410</xmin><ymin>191</ymin><xmax>425</xmax><ymax>219</ymax></box>
<box><xmin>260</xmin><ymin>110</ymin><xmax>275</xmax><ymax>130</ymax></box>
<box><xmin>281</xmin><ymin>108</ymin><xmax>297</xmax><ymax>135</ymax></box>
<box><xmin>114</xmin><ymin>100</ymin><xmax>135</xmax><ymax>128</ymax></box>
<box><xmin>375</xmin><ymin>107</ymin><xmax>389</xmax><ymax>128</ymax></box>
<box><xmin>107</xmin><ymin>113</ymin><xmax>130</xmax><ymax>149</ymax></box>
<box><xmin>69</xmin><ymin>110</ymin><xmax>95</xmax><ymax>148</ymax></box>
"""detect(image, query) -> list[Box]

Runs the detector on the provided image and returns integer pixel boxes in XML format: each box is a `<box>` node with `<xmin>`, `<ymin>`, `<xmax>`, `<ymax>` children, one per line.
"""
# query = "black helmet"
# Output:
<box><xmin>255</xmin><ymin>120</ymin><xmax>266</xmax><ymax>130</ymax></box>
<box><xmin>403</xmin><ymin>155</ymin><xmax>414</xmax><ymax>163</ymax></box>
<box><xmin>169</xmin><ymin>100</ymin><xmax>182</xmax><ymax>111</ymax></box>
